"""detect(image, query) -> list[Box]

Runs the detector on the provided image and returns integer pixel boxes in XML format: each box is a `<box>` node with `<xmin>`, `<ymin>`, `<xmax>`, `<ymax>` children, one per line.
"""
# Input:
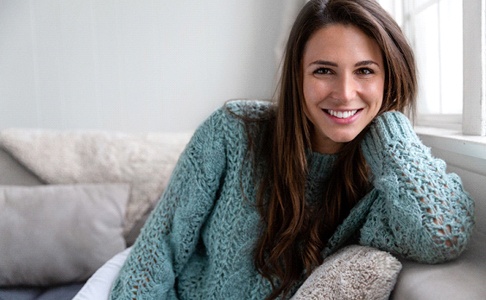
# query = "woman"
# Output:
<box><xmin>110</xmin><ymin>0</ymin><xmax>475</xmax><ymax>299</ymax></box>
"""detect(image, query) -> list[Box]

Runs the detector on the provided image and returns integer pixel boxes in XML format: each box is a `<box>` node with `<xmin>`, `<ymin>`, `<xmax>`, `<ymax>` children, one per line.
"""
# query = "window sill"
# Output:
<box><xmin>414</xmin><ymin>126</ymin><xmax>486</xmax><ymax>176</ymax></box>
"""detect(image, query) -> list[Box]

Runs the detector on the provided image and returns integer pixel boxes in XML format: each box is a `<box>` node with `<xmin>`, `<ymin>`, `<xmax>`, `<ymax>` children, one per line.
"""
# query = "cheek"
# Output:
<box><xmin>303</xmin><ymin>79</ymin><xmax>328</xmax><ymax>104</ymax></box>
<box><xmin>375</xmin><ymin>82</ymin><xmax>385</xmax><ymax>101</ymax></box>
<box><xmin>302</xmin><ymin>78</ymin><xmax>314</xmax><ymax>102</ymax></box>
<box><xmin>302</xmin><ymin>82</ymin><xmax>321</xmax><ymax>124</ymax></box>
<box><xmin>363</xmin><ymin>81</ymin><xmax>385</xmax><ymax>108</ymax></box>
<box><xmin>302</xmin><ymin>80</ymin><xmax>316</xmax><ymax>114</ymax></box>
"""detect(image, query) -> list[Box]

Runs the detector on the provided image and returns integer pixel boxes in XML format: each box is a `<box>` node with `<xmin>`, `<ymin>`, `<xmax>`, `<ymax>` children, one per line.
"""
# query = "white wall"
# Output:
<box><xmin>0</xmin><ymin>0</ymin><xmax>287</xmax><ymax>132</ymax></box>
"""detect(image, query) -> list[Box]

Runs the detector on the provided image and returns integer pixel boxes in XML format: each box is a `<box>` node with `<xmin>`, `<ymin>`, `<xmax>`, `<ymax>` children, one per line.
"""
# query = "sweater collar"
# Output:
<box><xmin>306</xmin><ymin>150</ymin><xmax>337</xmax><ymax>181</ymax></box>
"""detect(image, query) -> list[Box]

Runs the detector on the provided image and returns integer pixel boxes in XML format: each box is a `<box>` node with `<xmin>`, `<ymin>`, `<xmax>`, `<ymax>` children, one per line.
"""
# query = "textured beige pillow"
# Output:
<box><xmin>0</xmin><ymin>184</ymin><xmax>130</xmax><ymax>287</ymax></box>
<box><xmin>0</xmin><ymin>129</ymin><xmax>192</xmax><ymax>244</ymax></box>
<box><xmin>291</xmin><ymin>245</ymin><xmax>402</xmax><ymax>300</ymax></box>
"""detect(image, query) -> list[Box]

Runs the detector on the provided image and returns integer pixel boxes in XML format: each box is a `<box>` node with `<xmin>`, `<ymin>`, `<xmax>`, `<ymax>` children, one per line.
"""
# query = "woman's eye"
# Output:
<box><xmin>356</xmin><ymin>68</ymin><xmax>374</xmax><ymax>75</ymax></box>
<box><xmin>314</xmin><ymin>68</ymin><xmax>332</xmax><ymax>75</ymax></box>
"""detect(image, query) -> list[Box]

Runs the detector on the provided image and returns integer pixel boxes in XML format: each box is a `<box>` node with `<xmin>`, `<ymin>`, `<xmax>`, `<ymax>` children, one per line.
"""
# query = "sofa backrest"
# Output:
<box><xmin>0</xmin><ymin>147</ymin><xmax>44</xmax><ymax>186</ymax></box>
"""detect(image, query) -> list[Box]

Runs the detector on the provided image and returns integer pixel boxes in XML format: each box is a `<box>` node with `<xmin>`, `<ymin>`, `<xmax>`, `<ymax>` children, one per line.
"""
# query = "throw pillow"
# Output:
<box><xmin>0</xmin><ymin>129</ymin><xmax>192</xmax><ymax>245</ymax></box>
<box><xmin>0</xmin><ymin>148</ymin><xmax>43</xmax><ymax>185</ymax></box>
<box><xmin>0</xmin><ymin>184</ymin><xmax>130</xmax><ymax>287</ymax></box>
<box><xmin>291</xmin><ymin>245</ymin><xmax>402</xmax><ymax>300</ymax></box>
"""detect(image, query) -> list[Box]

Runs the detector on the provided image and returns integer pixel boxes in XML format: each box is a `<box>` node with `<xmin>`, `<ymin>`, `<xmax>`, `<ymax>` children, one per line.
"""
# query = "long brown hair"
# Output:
<box><xmin>251</xmin><ymin>0</ymin><xmax>417</xmax><ymax>299</ymax></box>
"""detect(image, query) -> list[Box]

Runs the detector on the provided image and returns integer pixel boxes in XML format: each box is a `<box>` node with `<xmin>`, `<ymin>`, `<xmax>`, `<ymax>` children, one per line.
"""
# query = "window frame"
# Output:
<box><xmin>381</xmin><ymin>0</ymin><xmax>486</xmax><ymax>137</ymax></box>
<box><xmin>402</xmin><ymin>0</ymin><xmax>463</xmax><ymax>129</ymax></box>
<box><xmin>377</xmin><ymin>0</ymin><xmax>486</xmax><ymax>176</ymax></box>
<box><xmin>462</xmin><ymin>0</ymin><xmax>486</xmax><ymax>136</ymax></box>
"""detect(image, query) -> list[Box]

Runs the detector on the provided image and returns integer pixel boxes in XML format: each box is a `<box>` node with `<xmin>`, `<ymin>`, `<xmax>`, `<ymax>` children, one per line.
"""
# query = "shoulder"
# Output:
<box><xmin>223</xmin><ymin>99</ymin><xmax>276</xmax><ymax>121</ymax></box>
<box><xmin>196</xmin><ymin>99</ymin><xmax>275</xmax><ymax>140</ymax></box>
<box><xmin>190</xmin><ymin>100</ymin><xmax>274</xmax><ymax>147</ymax></box>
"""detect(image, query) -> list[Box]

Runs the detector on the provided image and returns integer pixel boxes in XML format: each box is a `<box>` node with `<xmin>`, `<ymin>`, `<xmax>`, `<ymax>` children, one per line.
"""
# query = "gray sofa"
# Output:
<box><xmin>0</xmin><ymin>131</ymin><xmax>484</xmax><ymax>300</ymax></box>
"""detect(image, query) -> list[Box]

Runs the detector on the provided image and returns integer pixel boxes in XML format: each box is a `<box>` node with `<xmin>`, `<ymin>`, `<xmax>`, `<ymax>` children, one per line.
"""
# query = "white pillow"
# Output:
<box><xmin>0</xmin><ymin>184</ymin><xmax>129</xmax><ymax>286</ymax></box>
<box><xmin>73</xmin><ymin>247</ymin><xmax>132</xmax><ymax>300</ymax></box>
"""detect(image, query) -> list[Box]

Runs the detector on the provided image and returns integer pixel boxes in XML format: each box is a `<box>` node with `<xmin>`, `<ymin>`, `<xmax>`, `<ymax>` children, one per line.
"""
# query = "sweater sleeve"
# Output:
<box><xmin>359</xmin><ymin>111</ymin><xmax>475</xmax><ymax>263</ymax></box>
<box><xmin>110</xmin><ymin>108</ymin><xmax>228</xmax><ymax>299</ymax></box>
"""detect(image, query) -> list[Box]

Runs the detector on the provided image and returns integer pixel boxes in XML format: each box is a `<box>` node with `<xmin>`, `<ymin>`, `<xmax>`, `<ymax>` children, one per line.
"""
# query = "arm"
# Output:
<box><xmin>110</xmin><ymin>109</ymin><xmax>228</xmax><ymax>299</ymax></box>
<box><xmin>359</xmin><ymin>111</ymin><xmax>475</xmax><ymax>263</ymax></box>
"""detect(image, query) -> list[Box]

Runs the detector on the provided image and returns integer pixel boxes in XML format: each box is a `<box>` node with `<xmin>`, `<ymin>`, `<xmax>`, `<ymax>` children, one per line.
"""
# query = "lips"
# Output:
<box><xmin>324</xmin><ymin>109</ymin><xmax>361</xmax><ymax>119</ymax></box>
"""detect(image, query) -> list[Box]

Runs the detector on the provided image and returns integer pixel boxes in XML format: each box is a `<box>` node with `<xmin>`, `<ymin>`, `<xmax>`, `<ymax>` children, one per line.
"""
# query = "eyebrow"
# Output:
<box><xmin>309</xmin><ymin>60</ymin><xmax>338</xmax><ymax>67</ymax></box>
<box><xmin>355</xmin><ymin>60</ymin><xmax>380</xmax><ymax>67</ymax></box>
<box><xmin>308</xmin><ymin>60</ymin><xmax>380</xmax><ymax>68</ymax></box>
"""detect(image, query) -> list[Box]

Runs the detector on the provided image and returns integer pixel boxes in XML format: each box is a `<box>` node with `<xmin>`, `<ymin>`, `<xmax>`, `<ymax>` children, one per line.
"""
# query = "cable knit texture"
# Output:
<box><xmin>110</xmin><ymin>101</ymin><xmax>475</xmax><ymax>299</ymax></box>
<box><xmin>360</xmin><ymin>112</ymin><xmax>475</xmax><ymax>263</ymax></box>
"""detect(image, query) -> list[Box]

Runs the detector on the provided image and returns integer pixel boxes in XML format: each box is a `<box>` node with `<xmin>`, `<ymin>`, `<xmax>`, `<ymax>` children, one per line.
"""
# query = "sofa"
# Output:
<box><xmin>0</xmin><ymin>128</ymin><xmax>484</xmax><ymax>300</ymax></box>
<box><xmin>0</xmin><ymin>129</ymin><xmax>191</xmax><ymax>300</ymax></box>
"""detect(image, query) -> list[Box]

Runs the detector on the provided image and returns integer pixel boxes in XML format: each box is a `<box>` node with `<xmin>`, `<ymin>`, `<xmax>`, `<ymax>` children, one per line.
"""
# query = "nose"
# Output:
<box><xmin>332</xmin><ymin>73</ymin><xmax>357</xmax><ymax>103</ymax></box>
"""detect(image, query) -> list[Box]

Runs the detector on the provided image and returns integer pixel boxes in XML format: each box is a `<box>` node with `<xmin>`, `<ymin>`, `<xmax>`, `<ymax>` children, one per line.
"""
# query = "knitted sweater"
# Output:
<box><xmin>110</xmin><ymin>100</ymin><xmax>474</xmax><ymax>300</ymax></box>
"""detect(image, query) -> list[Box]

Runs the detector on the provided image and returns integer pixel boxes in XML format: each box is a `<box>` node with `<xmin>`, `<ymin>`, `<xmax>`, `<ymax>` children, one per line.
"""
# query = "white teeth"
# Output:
<box><xmin>327</xmin><ymin>109</ymin><xmax>358</xmax><ymax>119</ymax></box>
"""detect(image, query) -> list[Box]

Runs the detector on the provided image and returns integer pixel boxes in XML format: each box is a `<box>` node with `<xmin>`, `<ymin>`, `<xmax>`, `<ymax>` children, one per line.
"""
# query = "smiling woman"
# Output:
<box><xmin>107</xmin><ymin>1</ymin><xmax>474</xmax><ymax>300</ymax></box>
<box><xmin>302</xmin><ymin>24</ymin><xmax>385</xmax><ymax>153</ymax></box>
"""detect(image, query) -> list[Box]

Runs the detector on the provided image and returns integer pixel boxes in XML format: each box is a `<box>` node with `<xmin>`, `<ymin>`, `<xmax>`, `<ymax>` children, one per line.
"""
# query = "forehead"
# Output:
<box><xmin>303</xmin><ymin>24</ymin><xmax>383</xmax><ymax>64</ymax></box>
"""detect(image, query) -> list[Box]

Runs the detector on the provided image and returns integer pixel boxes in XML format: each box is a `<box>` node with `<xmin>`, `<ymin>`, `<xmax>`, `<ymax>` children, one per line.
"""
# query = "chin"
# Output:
<box><xmin>330</xmin><ymin>133</ymin><xmax>360</xmax><ymax>144</ymax></box>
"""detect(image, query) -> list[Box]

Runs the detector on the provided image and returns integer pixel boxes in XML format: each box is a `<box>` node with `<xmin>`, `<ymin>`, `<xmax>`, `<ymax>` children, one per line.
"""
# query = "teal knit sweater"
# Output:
<box><xmin>110</xmin><ymin>100</ymin><xmax>474</xmax><ymax>299</ymax></box>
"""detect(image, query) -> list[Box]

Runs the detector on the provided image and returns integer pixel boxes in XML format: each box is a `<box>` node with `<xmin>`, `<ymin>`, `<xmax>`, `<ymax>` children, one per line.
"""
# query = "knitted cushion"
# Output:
<box><xmin>291</xmin><ymin>245</ymin><xmax>402</xmax><ymax>300</ymax></box>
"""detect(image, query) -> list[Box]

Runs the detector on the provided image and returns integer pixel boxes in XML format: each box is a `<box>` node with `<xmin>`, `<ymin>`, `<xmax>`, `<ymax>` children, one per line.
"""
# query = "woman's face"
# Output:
<box><xmin>302</xmin><ymin>24</ymin><xmax>385</xmax><ymax>154</ymax></box>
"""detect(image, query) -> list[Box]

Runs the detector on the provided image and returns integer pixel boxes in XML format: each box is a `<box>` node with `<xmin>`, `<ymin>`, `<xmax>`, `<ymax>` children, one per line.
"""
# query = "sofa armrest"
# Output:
<box><xmin>391</xmin><ymin>232</ymin><xmax>486</xmax><ymax>300</ymax></box>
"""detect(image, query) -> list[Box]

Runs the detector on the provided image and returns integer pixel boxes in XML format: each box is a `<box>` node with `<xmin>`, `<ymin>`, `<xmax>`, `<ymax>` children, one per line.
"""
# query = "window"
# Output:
<box><xmin>405</xmin><ymin>0</ymin><xmax>463</xmax><ymax>116</ymax></box>
<box><xmin>379</xmin><ymin>0</ymin><xmax>486</xmax><ymax>136</ymax></box>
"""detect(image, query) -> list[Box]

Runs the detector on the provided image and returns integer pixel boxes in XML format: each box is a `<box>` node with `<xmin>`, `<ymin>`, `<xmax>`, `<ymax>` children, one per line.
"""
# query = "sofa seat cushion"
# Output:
<box><xmin>0</xmin><ymin>283</ymin><xmax>84</xmax><ymax>300</ymax></box>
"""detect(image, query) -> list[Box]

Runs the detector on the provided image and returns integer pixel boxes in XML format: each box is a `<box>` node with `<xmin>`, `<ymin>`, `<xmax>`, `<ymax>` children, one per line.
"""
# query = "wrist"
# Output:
<box><xmin>361</xmin><ymin>111</ymin><xmax>420</xmax><ymax>172</ymax></box>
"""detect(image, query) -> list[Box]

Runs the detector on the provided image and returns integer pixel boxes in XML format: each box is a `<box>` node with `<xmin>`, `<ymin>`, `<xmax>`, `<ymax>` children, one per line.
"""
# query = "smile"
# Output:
<box><xmin>325</xmin><ymin>109</ymin><xmax>359</xmax><ymax>119</ymax></box>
